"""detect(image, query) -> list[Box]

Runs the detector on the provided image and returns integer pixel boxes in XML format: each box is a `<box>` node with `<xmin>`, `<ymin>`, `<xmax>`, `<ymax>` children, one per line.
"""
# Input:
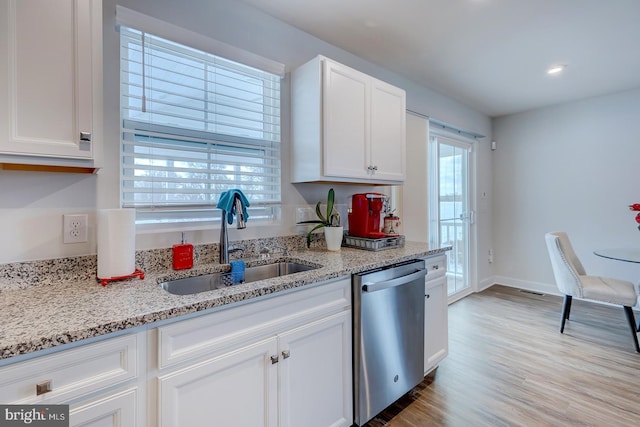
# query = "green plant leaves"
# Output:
<box><xmin>306</xmin><ymin>223</ymin><xmax>326</xmax><ymax>248</ymax></box>
<box><xmin>297</xmin><ymin>188</ymin><xmax>339</xmax><ymax>248</ymax></box>
<box><xmin>326</xmin><ymin>188</ymin><xmax>335</xmax><ymax>223</ymax></box>
<box><xmin>315</xmin><ymin>201</ymin><xmax>326</xmax><ymax>224</ymax></box>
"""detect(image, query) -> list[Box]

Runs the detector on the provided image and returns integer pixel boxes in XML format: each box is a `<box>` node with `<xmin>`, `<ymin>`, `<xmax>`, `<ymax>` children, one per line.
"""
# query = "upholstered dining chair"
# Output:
<box><xmin>544</xmin><ymin>231</ymin><xmax>640</xmax><ymax>352</ymax></box>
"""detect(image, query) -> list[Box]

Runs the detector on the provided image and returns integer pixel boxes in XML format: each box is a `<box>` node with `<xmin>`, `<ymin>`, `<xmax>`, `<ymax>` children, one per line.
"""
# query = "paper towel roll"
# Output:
<box><xmin>97</xmin><ymin>209</ymin><xmax>136</xmax><ymax>279</ymax></box>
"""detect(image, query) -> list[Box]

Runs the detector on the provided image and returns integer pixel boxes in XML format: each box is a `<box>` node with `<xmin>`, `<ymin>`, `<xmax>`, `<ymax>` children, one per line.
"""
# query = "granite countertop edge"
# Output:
<box><xmin>0</xmin><ymin>243</ymin><xmax>449</xmax><ymax>361</ymax></box>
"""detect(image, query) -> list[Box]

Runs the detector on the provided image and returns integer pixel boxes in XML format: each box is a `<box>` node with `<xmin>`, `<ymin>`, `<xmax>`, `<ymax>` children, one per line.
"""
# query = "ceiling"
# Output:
<box><xmin>239</xmin><ymin>0</ymin><xmax>640</xmax><ymax>117</ymax></box>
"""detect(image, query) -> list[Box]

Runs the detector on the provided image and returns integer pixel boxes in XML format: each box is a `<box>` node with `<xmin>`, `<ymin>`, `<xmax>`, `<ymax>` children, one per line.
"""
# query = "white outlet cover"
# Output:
<box><xmin>63</xmin><ymin>214</ymin><xmax>88</xmax><ymax>243</ymax></box>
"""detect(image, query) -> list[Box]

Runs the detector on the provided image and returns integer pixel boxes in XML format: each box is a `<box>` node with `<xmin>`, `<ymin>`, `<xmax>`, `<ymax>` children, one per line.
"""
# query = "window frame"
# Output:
<box><xmin>117</xmin><ymin>13</ymin><xmax>284</xmax><ymax>230</ymax></box>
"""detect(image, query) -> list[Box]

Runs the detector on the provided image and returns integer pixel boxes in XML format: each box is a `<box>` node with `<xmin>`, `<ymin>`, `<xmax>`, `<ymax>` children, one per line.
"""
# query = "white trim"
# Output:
<box><xmin>481</xmin><ymin>276</ymin><xmax>640</xmax><ymax>310</ymax></box>
<box><xmin>483</xmin><ymin>275</ymin><xmax>560</xmax><ymax>295</ymax></box>
<box><xmin>115</xmin><ymin>5</ymin><xmax>285</xmax><ymax>77</ymax></box>
<box><xmin>429</xmin><ymin>131</ymin><xmax>477</xmax><ymax>298</ymax></box>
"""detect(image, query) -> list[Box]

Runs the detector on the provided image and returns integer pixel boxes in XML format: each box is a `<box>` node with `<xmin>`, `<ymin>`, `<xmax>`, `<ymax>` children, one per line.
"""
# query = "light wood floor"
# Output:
<box><xmin>364</xmin><ymin>285</ymin><xmax>640</xmax><ymax>427</ymax></box>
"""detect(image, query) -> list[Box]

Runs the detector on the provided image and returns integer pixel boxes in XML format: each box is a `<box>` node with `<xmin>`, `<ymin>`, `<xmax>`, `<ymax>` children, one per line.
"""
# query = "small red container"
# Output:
<box><xmin>172</xmin><ymin>243</ymin><xmax>193</xmax><ymax>270</ymax></box>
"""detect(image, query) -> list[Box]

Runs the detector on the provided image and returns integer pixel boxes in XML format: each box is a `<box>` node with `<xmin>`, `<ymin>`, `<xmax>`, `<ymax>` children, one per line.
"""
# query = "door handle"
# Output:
<box><xmin>362</xmin><ymin>268</ymin><xmax>426</xmax><ymax>293</ymax></box>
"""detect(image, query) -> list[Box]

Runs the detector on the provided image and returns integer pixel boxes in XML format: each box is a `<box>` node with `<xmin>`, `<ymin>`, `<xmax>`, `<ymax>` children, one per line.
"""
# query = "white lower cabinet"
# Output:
<box><xmin>157</xmin><ymin>310</ymin><xmax>351</xmax><ymax>427</ymax></box>
<box><xmin>278</xmin><ymin>311</ymin><xmax>352</xmax><ymax>427</ymax></box>
<box><xmin>69</xmin><ymin>387</ymin><xmax>138</xmax><ymax>427</ymax></box>
<box><xmin>423</xmin><ymin>254</ymin><xmax>449</xmax><ymax>375</ymax></box>
<box><xmin>0</xmin><ymin>334</ymin><xmax>139</xmax><ymax>404</ymax></box>
<box><xmin>0</xmin><ymin>333</ymin><xmax>143</xmax><ymax>426</ymax></box>
<box><xmin>153</xmin><ymin>277</ymin><xmax>353</xmax><ymax>427</ymax></box>
<box><xmin>158</xmin><ymin>338</ymin><xmax>279</xmax><ymax>427</ymax></box>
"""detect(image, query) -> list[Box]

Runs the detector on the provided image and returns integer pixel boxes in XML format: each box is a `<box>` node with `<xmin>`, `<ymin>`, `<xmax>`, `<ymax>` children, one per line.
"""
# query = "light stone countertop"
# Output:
<box><xmin>0</xmin><ymin>241</ymin><xmax>448</xmax><ymax>361</ymax></box>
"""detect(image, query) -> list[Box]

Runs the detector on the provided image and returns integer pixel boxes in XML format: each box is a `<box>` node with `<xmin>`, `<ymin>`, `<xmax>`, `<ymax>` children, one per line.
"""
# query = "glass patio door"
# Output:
<box><xmin>429</xmin><ymin>133</ymin><xmax>473</xmax><ymax>298</ymax></box>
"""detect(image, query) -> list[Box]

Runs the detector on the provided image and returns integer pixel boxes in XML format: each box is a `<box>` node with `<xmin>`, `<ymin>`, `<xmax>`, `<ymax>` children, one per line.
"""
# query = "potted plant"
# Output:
<box><xmin>298</xmin><ymin>188</ymin><xmax>343</xmax><ymax>250</ymax></box>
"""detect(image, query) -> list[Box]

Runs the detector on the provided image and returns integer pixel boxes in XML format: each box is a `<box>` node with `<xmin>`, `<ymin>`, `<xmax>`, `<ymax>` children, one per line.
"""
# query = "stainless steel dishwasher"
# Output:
<box><xmin>352</xmin><ymin>259</ymin><xmax>427</xmax><ymax>426</ymax></box>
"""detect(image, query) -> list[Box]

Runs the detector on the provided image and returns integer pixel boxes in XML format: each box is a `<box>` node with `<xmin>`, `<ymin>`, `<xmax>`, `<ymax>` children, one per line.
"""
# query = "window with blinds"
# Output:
<box><xmin>119</xmin><ymin>26</ymin><xmax>281</xmax><ymax>225</ymax></box>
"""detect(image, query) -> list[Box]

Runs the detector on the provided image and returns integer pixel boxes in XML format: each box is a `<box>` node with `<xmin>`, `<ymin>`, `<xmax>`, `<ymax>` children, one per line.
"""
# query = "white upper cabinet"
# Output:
<box><xmin>291</xmin><ymin>55</ymin><xmax>406</xmax><ymax>184</ymax></box>
<box><xmin>370</xmin><ymin>78</ymin><xmax>406</xmax><ymax>182</ymax></box>
<box><xmin>0</xmin><ymin>0</ymin><xmax>102</xmax><ymax>167</ymax></box>
<box><xmin>321</xmin><ymin>60</ymin><xmax>368</xmax><ymax>180</ymax></box>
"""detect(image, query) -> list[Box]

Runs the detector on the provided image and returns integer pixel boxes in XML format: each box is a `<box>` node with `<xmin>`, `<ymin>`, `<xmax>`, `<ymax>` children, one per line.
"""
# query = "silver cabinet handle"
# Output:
<box><xmin>281</xmin><ymin>350</ymin><xmax>290</xmax><ymax>359</ymax></box>
<box><xmin>270</xmin><ymin>355</ymin><xmax>279</xmax><ymax>364</ymax></box>
<box><xmin>432</xmin><ymin>265</ymin><xmax>439</xmax><ymax>270</ymax></box>
<box><xmin>80</xmin><ymin>131</ymin><xmax>92</xmax><ymax>141</ymax></box>
<box><xmin>36</xmin><ymin>380</ymin><xmax>52</xmax><ymax>396</ymax></box>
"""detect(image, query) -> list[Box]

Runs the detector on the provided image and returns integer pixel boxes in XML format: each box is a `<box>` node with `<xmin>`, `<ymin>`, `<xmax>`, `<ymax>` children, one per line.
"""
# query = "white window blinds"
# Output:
<box><xmin>120</xmin><ymin>26</ymin><xmax>281</xmax><ymax>224</ymax></box>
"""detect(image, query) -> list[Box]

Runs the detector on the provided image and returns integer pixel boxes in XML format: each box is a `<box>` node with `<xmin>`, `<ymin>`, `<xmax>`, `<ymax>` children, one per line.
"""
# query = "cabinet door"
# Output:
<box><xmin>158</xmin><ymin>338</ymin><xmax>278</xmax><ymax>427</ymax></box>
<box><xmin>70</xmin><ymin>387</ymin><xmax>138</xmax><ymax>427</ymax></box>
<box><xmin>278</xmin><ymin>311</ymin><xmax>352</xmax><ymax>427</ymax></box>
<box><xmin>322</xmin><ymin>59</ymin><xmax>369</xmax><ymax>179</ymax></box>
<box><xmin>424</xmin><ymin>275</ymin><xmax>449</xmax><ymax>374</ymax></box>
<box><xmin>370</xmin><ymin>79</ymin><xmax>406</xmax><ymax>182</ymax></box>
<box><xmin>0</xmin><ymin>0</ymin><xmax>99</xmax><ymax>159</ymax></box>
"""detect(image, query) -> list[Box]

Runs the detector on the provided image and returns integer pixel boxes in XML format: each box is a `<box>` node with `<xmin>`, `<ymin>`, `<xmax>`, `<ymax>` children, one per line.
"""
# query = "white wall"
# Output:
<box><xmin>492</xmin><ymin>88</ymin><xmax>640</xmax><ymax>293</ymax></box>
<box><xmin>0</xmin><ymin>0</ymin><xmax>492</xmax><ymax>276</ymax></box>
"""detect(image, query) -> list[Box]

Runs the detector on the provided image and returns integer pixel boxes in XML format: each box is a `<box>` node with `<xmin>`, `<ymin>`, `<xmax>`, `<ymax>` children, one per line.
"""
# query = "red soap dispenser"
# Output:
<box><xmin>172</xmin><ymin>232</ymin><xmax>193</xmax><ymax>270</ymax></box>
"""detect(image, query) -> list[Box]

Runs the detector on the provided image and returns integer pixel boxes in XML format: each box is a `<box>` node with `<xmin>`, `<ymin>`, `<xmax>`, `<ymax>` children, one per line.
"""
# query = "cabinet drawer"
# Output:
<box><xmin>424</xmin><ymin>254</ymin><xmax>447</xmax><ymax>279</ymax></box>
<box><xmin>157</xmin><ymin>277</ymin><xmax>350</xmax><ymax>370</ymax></box>
<box><xmin>0</xmin><ymin>334</ymin><xmax>138</xmax><ymax>404</ymax></box>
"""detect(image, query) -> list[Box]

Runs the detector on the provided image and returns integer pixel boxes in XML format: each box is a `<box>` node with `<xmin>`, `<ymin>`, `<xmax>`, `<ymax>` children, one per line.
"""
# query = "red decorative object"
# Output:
<box><xmin>172</xmin><ymin>243</ymin><xmax>194</xmax><ymax>270</ymax></box>
<box><xmin>629</xmin><ymin>203</ymin><xmax>640</xmax><ymax>230</ymax></box>
<box><xmin>97</xmin><ymin>269</ymin><xmax>145</xmax><ymax>287</ymax></box>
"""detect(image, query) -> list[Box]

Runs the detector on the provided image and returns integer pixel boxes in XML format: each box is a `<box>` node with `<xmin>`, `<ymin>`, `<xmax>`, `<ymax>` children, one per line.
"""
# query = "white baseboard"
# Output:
<box><xmin>478</xmin><ymin>275</ymin><xmax>560</xmax><ymax>296</ymax></box>
<box><xmin>477</xmin><ymin>276</ymin><xmax>639</xmax><ymax>310</ymax></box>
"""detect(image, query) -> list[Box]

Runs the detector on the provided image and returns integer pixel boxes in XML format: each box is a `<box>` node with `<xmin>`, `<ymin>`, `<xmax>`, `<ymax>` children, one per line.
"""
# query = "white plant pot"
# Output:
<box><xmin>324</xmin><ymin>226</ymin><xmax>344</xmax><ymax>251</ymax></box>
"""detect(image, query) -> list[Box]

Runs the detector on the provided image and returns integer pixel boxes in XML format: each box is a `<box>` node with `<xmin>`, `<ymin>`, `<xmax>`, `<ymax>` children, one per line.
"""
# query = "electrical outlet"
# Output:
<box><xmin>63</xmin><ymin>214</ymin><xmax>88</xmax><ymax>243</ymax></box>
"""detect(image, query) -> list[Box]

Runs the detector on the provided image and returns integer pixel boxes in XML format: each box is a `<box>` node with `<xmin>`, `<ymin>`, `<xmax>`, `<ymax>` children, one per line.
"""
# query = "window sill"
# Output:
<box><xmin>135</xmin><ymin>217</ymin><xmax>281</xmax><ymax>235</ymax></box>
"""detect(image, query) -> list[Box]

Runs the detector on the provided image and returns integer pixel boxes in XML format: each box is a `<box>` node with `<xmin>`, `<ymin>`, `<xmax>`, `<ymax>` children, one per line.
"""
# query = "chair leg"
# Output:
<box><xmin>560</xmin><ymin>295</ymin><xmax>572</xmax><ymax>333</ymax></box>
<box><xmin>623</xmin><ymin>306</ymin><xmax>640</xmax><ymax>353</ymax></box>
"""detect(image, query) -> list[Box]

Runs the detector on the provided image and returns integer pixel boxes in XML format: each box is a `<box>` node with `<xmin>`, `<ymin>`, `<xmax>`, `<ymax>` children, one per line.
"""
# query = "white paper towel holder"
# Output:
<box><xmin>97</xmin><ymin>269</ymin><xmax>145</xmax><ymax>287</ymax></box>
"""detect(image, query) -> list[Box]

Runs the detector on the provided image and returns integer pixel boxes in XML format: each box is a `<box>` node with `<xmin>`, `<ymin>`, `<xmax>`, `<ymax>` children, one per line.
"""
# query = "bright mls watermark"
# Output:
<box><xmin>0</xmin><ymin>405</ymin><xmax>69</xmax><ymax>426</ymax></box>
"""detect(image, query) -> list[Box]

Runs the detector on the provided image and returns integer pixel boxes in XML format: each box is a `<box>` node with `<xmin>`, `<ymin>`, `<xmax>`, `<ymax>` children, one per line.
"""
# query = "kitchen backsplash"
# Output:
<box><xmin>0</xmin><ymin>235</ymin><xmax>321</xmax><ymax>291</ymax></box>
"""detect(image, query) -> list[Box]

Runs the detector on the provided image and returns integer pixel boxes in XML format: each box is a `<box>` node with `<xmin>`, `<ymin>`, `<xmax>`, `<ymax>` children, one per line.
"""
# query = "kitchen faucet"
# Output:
<box><xmin>219</xmin><ymin>194</ymin><xmax>247</xmax><ymax>264</ymax></box>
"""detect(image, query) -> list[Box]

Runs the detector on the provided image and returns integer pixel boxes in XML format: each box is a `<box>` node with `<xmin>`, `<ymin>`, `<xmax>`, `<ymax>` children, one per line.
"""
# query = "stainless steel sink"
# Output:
<box><xmin>160</xmin><ymin>261</ymin><xmax>319</xmax><ymax>296</ymax></box>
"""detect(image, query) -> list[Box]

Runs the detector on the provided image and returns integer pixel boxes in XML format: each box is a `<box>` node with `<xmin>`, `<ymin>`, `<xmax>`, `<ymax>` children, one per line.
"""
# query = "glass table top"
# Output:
<box><xmin>593</xmin><ymin>248</ymin><xmax>640</xmax><ymax>263</ymax></box>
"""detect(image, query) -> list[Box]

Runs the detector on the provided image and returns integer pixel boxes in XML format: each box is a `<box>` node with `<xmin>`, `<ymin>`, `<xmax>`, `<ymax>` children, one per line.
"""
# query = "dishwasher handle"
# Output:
<box><xmin>362</xmin><ymin>268</ymin><xmax>426</xmax><ymax>293</ymax></box>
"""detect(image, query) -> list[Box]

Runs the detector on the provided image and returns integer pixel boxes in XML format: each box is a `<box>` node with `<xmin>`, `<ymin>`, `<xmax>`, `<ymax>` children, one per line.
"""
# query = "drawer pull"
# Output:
<box><xmin>281</xmin><ymin>350</ymin><xmax>290</xmax><ymax>359</ymax></box>
<box><xmin>36</xmin><ymin>380</ymin><xmax>52</xmax><ymax>396</ymax></box>
<box><xmin>270</xmin><ymin>355</ymin><xmax>279</xmax><ymax>364</ymax></box>
<box><xmin>80</xmin><ymin>131</ymin><xmax>92</xmax><ymax>141</ymax></box>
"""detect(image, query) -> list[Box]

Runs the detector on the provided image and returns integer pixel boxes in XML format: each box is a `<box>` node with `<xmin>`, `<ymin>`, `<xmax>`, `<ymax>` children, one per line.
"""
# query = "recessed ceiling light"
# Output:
<box><xmin>547</xmin><ymin>64</ymin><xmax>566</xmax><ymax>75</ymax></box>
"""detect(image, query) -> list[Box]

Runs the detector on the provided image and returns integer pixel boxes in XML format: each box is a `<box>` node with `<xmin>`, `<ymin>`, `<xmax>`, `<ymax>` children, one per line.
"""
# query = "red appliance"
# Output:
<box><xmin>349</xmin><ymin>193</ymin><xmax>388</xmax><ymax>238</ymax></box>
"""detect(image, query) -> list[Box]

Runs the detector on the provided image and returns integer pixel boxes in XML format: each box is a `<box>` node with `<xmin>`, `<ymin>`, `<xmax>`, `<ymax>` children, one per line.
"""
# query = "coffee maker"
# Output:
<box><xmin>349</xmin><ymin>193</ymin><xmax>388</xmax><ymax>238</ymax></box>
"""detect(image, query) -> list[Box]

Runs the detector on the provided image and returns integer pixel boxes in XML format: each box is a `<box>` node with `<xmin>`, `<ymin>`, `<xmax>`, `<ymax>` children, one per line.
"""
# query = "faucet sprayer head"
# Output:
<box><xmin>234</xmin><ymin>196</ymin><xmax>247</xmax><ymax>229</ymax></box>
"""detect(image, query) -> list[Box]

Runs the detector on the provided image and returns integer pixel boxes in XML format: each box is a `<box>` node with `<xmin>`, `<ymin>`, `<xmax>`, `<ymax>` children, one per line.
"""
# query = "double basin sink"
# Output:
<box><xmin>160</xmin><ymin>261</ymin><xmax>319</xmax><ymax>296</ymax></box>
